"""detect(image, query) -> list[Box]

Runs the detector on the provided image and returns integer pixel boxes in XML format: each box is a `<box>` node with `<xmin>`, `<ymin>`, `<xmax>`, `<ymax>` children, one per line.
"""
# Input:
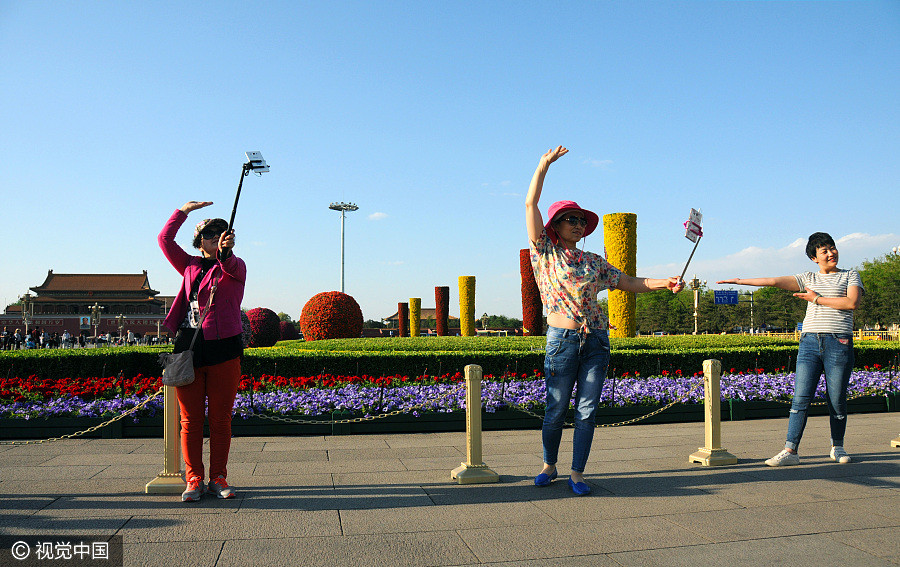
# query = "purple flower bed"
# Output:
<box><xmin>2</xmin><ymin>371</ymin><xmax>895</xmax><ymax>420</ymax></box>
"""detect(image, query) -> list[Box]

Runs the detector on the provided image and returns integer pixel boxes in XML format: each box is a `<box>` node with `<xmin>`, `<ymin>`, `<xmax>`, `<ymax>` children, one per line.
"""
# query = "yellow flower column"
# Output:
<box><xmin>409</xmin><ymin>297</ymin><xmax>421</xmax><ymax>338</ymax></box>
<box><xmin>458</xmin><ymin>276</ymin><xmax>476</xmax><ymax>337</ymax></box>
<box><xmin>603</xmin><ymin>213</ymin><xmax>637</xmax><ymax>338</ymax></box>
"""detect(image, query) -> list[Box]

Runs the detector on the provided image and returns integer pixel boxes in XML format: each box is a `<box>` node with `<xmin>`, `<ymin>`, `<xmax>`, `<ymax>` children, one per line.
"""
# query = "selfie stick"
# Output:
<box><xmin>679</xmin><ymin>237</ymin><xmax>701</xmax><ymax>283</ymax></box>
<box><xmin>220</xmin><ymin>151</ymin><xmax>269</xmax><ymax>260</ymax></box>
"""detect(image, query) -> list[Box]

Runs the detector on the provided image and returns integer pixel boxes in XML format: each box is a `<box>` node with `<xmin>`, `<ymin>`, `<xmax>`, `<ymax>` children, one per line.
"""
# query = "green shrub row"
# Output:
<box><xmin>2</xmin><ymin>338</ymin><xmax>897</xmax><ymax>380</ymax></box>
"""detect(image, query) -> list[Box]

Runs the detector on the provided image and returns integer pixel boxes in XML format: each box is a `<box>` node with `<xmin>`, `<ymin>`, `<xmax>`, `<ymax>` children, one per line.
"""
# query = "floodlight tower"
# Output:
<box><xmin>328</xmin><ymin>202</ymin><xmax>359</xmax><ymax>292</ymax></box>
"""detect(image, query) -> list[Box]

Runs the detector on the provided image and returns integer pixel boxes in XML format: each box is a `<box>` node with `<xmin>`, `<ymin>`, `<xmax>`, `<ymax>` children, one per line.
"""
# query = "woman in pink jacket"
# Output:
<box><xmin>158</xmin><ymin>201</ymin><xmax>246</xmax><ymax>502</ymax></box>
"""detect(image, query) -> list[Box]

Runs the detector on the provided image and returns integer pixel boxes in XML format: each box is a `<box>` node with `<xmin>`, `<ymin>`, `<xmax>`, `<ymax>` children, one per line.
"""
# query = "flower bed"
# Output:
<box><xmin>1</xmin><ymin>369</ymin><xmax>896</xmax><ymax>421</ymax></box>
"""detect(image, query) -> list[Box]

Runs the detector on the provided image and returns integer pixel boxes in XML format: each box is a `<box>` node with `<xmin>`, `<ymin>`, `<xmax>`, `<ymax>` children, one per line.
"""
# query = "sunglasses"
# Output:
<box><xmin>200</xmin><ymin>231</ymin><xmax>223</xmax><ymax>241</ymax></box>
<box><xmin>559</xmin><ymin>216</ymin><xmax>588</xmax><ymax>228</ymax></box>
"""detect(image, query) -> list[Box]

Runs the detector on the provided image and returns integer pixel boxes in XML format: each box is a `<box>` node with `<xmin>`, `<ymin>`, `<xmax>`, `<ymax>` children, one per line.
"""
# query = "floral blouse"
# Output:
<box><xmin>530</xmin><ymin>229</ymin><xmax>622</xmax><ymax>333</ymax></box>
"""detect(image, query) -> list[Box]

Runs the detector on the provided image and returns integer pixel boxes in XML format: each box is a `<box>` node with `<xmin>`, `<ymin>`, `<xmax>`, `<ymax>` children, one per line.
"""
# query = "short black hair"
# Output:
<box><xmin>192</xmin><ymin>218</ymin><xmax>229</xmax><ymax>249</ymax></box>
<box><xmin>805</xmin><ymin>232</ymin><xmax>836</xmax><ymax>260</ymax></box>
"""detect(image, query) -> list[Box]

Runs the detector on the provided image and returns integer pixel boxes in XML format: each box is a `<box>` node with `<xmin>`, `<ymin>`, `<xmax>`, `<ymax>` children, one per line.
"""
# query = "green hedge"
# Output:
<box><xmin>1</xmin><ymin>338</ymin><xmax>897</xmax><ymax>380</ymax></box>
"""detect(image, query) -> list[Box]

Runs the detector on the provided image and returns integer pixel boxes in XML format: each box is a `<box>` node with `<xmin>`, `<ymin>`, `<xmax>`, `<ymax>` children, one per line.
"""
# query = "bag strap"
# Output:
<box><xmin>185</xmin><ymin>272</ymin><xmax>219</xmax><ymax>352</ymax></box>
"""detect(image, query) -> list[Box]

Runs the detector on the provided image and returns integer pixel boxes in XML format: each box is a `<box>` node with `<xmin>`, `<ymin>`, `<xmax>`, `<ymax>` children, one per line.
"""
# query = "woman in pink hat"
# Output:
<box><xmin>526</xmin><ymin>146</ymin><xmax>683</xmax><ymax>495</ymax></box>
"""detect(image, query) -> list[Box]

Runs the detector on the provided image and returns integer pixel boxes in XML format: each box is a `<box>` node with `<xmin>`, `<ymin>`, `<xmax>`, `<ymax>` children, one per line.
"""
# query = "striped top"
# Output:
<box><xmin>794</xmin><ymin>269</ymin><xmax>864</xmax><ymax>335</ymax></box>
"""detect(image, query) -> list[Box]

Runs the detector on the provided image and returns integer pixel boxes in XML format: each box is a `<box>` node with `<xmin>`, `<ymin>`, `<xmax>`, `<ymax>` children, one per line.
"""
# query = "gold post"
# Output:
<box><xmin>145</xmin><ymin>385</ymin><xmax>185</xmax><ymax>493</ymax></box>
<box><xmin>689</xmin><ymin>359</ymin><xmax>738</xmax><ymax>466</ymax></box>
<box><xmin>451</xmin><ymin>364</ymin><xmax>499</xmax><ymax>484</ymax></box>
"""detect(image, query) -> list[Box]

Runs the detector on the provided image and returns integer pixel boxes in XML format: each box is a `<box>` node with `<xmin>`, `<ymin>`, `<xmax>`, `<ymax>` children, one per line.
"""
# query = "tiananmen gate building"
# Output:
<box><xmin>1</xmin><ymin>270</ymin><xmax>173</xmax><ymax>338</ymax></box>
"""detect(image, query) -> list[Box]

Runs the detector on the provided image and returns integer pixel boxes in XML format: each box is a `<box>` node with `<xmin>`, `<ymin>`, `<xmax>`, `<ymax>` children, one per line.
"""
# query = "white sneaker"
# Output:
<box><xmin>830</xmin><ymin>446</ymin><xmax>851</xmax><ymax>464</ymax></box>
<box><xmin>765</xmin><ymin>449</ymin><xmax>800</xmax><ymax>467</ymax></box>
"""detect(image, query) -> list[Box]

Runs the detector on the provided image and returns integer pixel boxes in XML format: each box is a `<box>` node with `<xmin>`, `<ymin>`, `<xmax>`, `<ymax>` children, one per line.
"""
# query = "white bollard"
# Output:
<box><xmin>145</xmin><ymin>385</ymin><xmax>185</xmax><ymax>493</ymax></box>
<box><xmin>451</xmin><ymin>364</ymin><xmax>500</xmax><ymax>484</ymax></box>
<box><xmin>689</xmin><ymin>359</ymin><xmax>738</xmax><ymax>466</ymax></box>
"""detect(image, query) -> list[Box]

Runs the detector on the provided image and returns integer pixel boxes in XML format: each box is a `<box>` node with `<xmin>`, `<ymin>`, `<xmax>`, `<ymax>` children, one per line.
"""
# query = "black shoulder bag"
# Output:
<box><xmin>158</xmin><ymin>277</ymin><xmax>217</xmax><ymax>387</ymax></box>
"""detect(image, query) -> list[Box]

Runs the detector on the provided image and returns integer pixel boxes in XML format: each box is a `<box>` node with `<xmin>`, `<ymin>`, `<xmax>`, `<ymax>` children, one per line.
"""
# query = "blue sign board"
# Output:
<box><xmin>714</xmin><ymin>290</ymin><xmax>739</xmax><ymax>305</ymax></box>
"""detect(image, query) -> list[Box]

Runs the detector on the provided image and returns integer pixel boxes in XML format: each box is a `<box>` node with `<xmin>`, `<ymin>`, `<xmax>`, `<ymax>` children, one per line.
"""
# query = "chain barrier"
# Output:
<box><xmin>503</xmin><ymin>379</ymin><xmax>706</xmax><ymax>428</ymax></box>
<box><xmin>0</xmin><ymin>387</ymin><xmax>165</xmax><ymax>446</ymax></box>
<box><xmin>238</xmin><ymin>382</ymin><xmax>467</xmax><ymax>425</ymax></box>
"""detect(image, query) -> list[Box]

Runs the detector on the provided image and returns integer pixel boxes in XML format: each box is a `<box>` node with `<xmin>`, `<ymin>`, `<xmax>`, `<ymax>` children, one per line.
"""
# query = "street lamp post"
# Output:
<box><xmin>328</xmin><ymin>202</ymin><xmax>359</xmax><ymax>293</ymax></box>
<box><xmin>116</xmin><ymin>314</ymin><xmax>125</xmax><ymax>345</ymax></box>
<box><xmin>689</xmin><ymin>276</ymin><xmax>706</xmax><ymax>335</ymax></box>
<box><xmin>90</xmin><ymin>302</ymin><xmax>104</xmax><ymax>346</ymax></box>
<box><xmin>20</xmin><ymin>293</ymin><xmax>32</xmax><ymax>337</ymax></box>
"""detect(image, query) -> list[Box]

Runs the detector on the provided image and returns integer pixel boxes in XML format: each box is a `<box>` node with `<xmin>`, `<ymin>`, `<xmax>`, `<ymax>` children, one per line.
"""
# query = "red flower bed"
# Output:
<box><xmin>0</xmin><ymin>374</ymin><xmax>162</xmax><ymax>402</ymax></box>
<box><xmin>0</xmin><ymin>371</ymin><xmax>548</xmax><ymax>402</ymax></box>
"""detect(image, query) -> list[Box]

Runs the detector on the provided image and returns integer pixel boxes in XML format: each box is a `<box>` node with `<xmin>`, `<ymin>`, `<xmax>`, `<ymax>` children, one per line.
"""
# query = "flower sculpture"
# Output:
<box><xmin>398</xmin><ymin>302</ymin><xmax>409</xmax><ymax>337</ymax></box>
<box><xmin>246</xmin><ymin>307</ymin><xmax>281</xmax><ymax>348</ymax></box>
<box><xmin>409</xmin><ymin>297</ymin><xmax>421</xmax><ymax>338</ymax></box>
<box><xmin>298</xmin><ymin>291</ymin><xmax>364</xmax><ymax>341</ymax></box>
<box><xmin>603</xmin><ymin>213</ymin><xmax>637</xmax><ymax>338</ymax></box>
<box><xmin>458</xmin><ymin>275</ymin><xmax>476</xmax><ymax>337</ymax></box>
<box><xmin>279</xmin><ymin>320</ymin><xmax>300</xmax><ymax>341</ymax></box>
<box><xmin>520</xmin><ymin>248</ymin><xmax>543</xmax><ymax>336</ymax></box>
<box><xmin>435</xmin><ymin>286</ymin><xmax>449</xmax><ymax>336</ymax></box>
<box><xmin>240</xmin><ymin>310</ymin><xmax>252</xmax><ymax>347</ymax></box>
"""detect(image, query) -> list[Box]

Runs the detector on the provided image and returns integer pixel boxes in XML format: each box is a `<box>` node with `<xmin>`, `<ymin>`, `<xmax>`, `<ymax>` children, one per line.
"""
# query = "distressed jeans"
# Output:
<box><xmin>542</xmin><ymin>326</ymin><xmax>611</xmax><ymax>473</ymax></box>
<box><xmin>785</xmin><ymin>333</ymin><xmax>853</xmax><ymax>451</ymax></box>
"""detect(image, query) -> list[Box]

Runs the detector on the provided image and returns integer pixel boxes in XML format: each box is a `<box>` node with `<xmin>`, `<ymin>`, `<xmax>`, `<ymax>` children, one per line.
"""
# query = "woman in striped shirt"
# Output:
<box><xmin>718</xmin><ymin>232</ymin><xmax>864</xmax><ymax>466</ymax></box>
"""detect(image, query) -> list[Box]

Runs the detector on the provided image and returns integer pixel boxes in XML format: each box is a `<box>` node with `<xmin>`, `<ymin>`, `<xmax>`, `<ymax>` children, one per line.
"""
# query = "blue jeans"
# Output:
<box><xmin>785</xmin><ymin>333</ymin><xmax>853</xmax><ymax>451</ymax></box>
<box><xmin>542</xmin><ymin>326</ymin><xmax>611</xmax><ymax>473</ymax></box>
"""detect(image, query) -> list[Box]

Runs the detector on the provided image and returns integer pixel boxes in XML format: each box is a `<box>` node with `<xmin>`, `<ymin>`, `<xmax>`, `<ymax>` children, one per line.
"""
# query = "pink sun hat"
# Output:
<box><xmin>545</xmin><ymin>200</ymin><xmax>599</xmax><ymax>244</ymax></box>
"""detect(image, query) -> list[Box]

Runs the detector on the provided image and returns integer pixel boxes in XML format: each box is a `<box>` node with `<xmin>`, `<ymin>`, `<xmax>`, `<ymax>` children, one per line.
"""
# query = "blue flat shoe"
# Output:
<box><xmin>534</xmin><ymin>469</ymin><xmax>558</xmax><ymax>487</ymax></box>
<box><xmin>568</xmin><ymin>478</ymin><xmax>591</xmax><ymax>496</ymax></box>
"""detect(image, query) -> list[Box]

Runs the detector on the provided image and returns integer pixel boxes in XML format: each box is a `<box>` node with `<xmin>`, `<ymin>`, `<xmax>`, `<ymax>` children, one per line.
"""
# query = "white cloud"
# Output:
<box><xmin>637</xmin><ymin>233</ymin><xmax>899</xmax><ymax>287</ymax></box>
<box><xmin>500</xmin><ymin>180</ymin><xmax>511</xmax><ymax>187</ymax></box>
<box><xmin>583</xmin><ymin>158</ymin><xmax>613</xmax><ymax>169</ymax></box>
<box><xmin>381</xmin><ymin>260</ymin><xmax>404</xmax><ymax>266</ymax></box>
<box><xmin>368</xmin><ymin>212</ymin><xmax>388</xmax><ymax>220</ymax></box>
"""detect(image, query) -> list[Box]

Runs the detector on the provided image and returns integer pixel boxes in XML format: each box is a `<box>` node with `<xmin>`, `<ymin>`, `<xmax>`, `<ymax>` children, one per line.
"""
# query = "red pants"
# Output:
<box><xmin>175</xmin><ymin>357</ymin><xmax>241</xmax><ymax>481</ymax></box>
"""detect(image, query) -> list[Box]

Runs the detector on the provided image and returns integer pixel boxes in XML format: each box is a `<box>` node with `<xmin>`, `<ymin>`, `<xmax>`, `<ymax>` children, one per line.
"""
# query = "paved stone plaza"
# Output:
<box><xmin>1</xmin><ymin>412</ymin><xmax>898</xmax><ymax>566</ymax></box>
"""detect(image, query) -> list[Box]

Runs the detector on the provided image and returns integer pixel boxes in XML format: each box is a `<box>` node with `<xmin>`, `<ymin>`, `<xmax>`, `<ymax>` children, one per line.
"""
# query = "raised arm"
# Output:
<box><xmin>616</xmin><ymin>274</ymin><xmax>683</xmax><ymax>294</ymax></box>
<box><xmin>716</xmin><ymin>276</ymin><xmax>801</xmax><ymax>291</ymax></box>
<box><xmin>525</xmin><ymin>146</ymin><xmax>568</xmax><ymax>244</ymax></box>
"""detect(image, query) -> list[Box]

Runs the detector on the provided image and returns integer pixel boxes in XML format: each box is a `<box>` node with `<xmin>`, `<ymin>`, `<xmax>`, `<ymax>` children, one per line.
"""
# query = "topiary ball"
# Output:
<box><xmin>240</xmin><ymin>310</ymin><xmax>252</xmax><ymax>347</ymax></box>
<box><xmin>279</xmin><ymin>320</ymin><xmax>300</xmax><ymax>341</ymax></box>
<box><xmin>246</xmin><ymin>307</ymin><xmax>281</xmax><ymax>348</ymax></box>
<box><xmin>299</xmin><ymin>291</ymin><xmax>363</xmax><ymax>341</ymax></box>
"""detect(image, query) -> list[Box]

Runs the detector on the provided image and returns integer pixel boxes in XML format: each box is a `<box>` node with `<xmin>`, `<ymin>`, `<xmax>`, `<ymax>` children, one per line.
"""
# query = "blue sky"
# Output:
<box><xmin>2</xmin><ymin>1</ymin><xmax>898</xmax><ymax>321</ymax></box>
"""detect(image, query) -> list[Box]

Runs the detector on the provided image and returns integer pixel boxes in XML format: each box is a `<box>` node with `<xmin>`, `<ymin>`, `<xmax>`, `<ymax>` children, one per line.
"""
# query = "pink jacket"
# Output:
<box><xmin>158</xmin><ymin>210</ymin><xmax>246</xmax><ymax>339</ymax></box>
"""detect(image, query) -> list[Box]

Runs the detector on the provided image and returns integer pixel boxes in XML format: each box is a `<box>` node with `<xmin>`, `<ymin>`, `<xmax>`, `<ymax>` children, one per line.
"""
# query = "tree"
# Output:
<box><xmin>277</xmin><ymin>312</ymin><xmax>293</xmax><ymax>323</ymax></box>
<box><xmin>484</xmin><ymin>314</ymin><xmax>523</xmax><ymax>328</ymax></box>
<box><xmin>857</xmin><ymin>253</ymin><xmax>900</xmax><ymax>329</ymax></box>
<box><xmin>753</xmin><ymin>287</ymin><xmax>805</xmax><ymax>331</ymax></box>
<box><xmin>363</xmin><ymin>319</ymin><xmax>386</xmax><ymax>329</ymax></box>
